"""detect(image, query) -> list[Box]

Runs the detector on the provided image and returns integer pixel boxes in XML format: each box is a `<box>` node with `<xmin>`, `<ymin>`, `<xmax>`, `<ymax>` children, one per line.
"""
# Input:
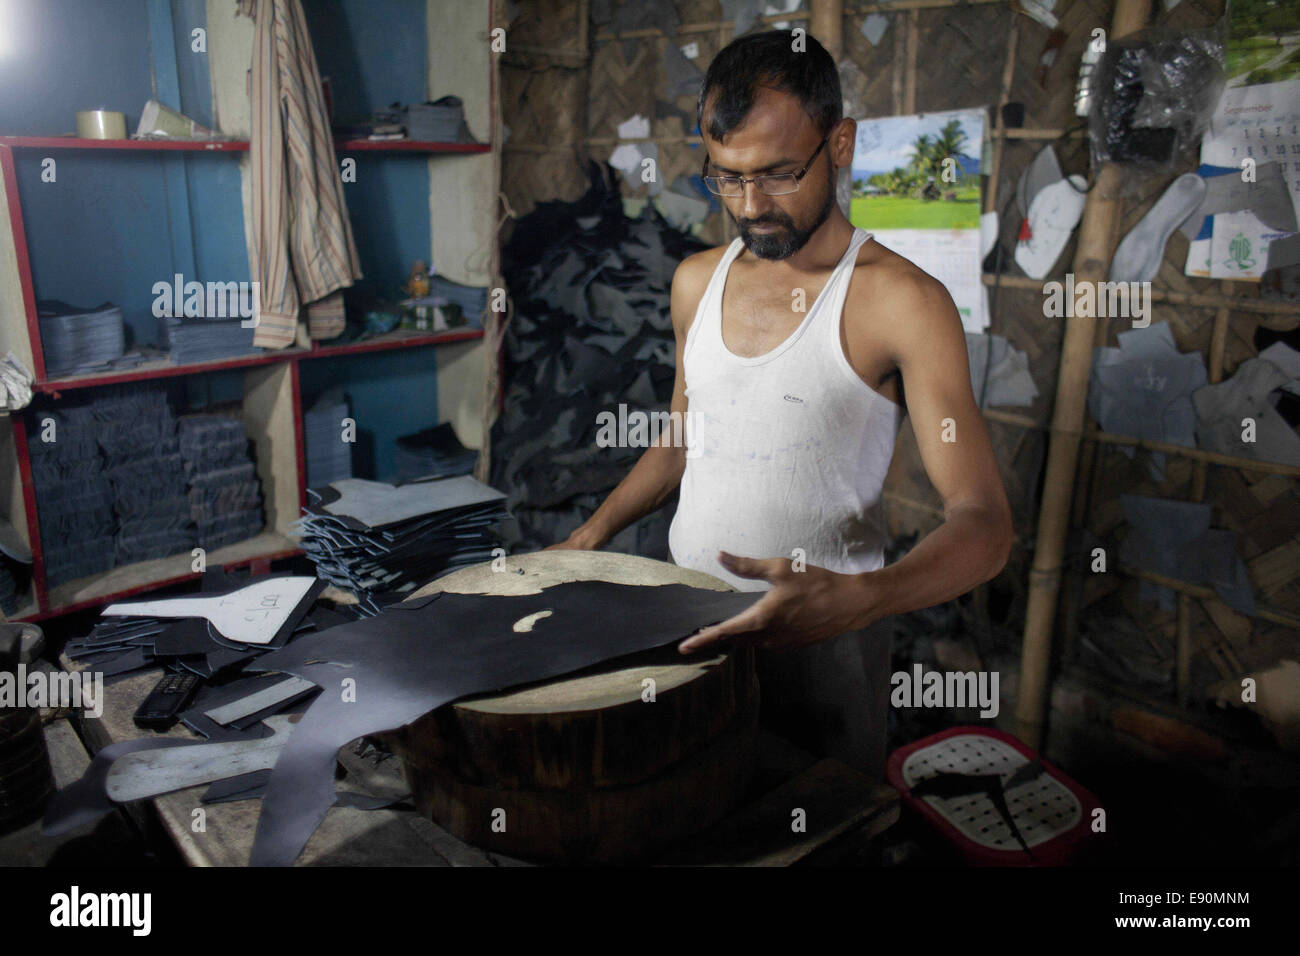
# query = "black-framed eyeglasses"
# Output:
<box><xmin>702</xmin><ymin>133</ymin><xmax>832</xmax><ymax>197</ymax></box>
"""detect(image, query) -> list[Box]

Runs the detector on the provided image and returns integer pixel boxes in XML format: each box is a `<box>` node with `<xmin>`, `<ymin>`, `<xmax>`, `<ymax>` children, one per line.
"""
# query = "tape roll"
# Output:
<box><xmin>75</xmin><ymin>110</ymin><xmax>127</xmax><ymax>140</ymax></box>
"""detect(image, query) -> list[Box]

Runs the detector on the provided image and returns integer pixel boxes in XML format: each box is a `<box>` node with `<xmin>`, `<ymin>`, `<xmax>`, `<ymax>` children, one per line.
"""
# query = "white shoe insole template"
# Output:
<box><xmin>1015</xmin><ymin>175</ymin><xmax>1088</xmax><ymax>279</ymax></box>
<box><xmin>102</xmin><ymin>576</ymin><xmax>318</xmax><ymax>646</ymax></box>
<box><xmin>1110</xmin><ymin>173</ymin><xmax>1207</xmax><ymax>283</ymax></box>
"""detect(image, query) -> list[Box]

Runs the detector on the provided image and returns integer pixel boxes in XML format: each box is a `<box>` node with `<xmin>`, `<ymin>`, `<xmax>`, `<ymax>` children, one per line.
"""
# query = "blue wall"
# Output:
<box><xmin>0</xmin><ymin>0</ymin><xmax>249</xmax><ymax>346</ymax></box>
<box><xmin>0</xmin><ymin>0</ymin><xmax>443</xmax><ymax>474</ymax></box>
<box><xmin>305</xmin><ymin>0</ymin><xmax>432</xmax><ymax>303</ymax></box>
<box><xmin>300</xmin><ymin>0</ymin><xmax>442</xmax><ymax>482</ymax></box>
<box><xmin>299</xmin><ymin>349</ymin><xmax>440</xmax><ymax>483</ymax></box>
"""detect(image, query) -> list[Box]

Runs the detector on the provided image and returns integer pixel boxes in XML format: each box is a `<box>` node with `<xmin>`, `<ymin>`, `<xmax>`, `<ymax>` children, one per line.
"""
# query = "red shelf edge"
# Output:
<box><xmin>0</xmin><ymin>136</ymin><xmax>248</xmax><ymax>151</ymax></box>
<box><xmin>335</xmin><ymin>139</ymin><xmax>490</xmax><ymax>153</ymax></box>
<box><xmin>0</xmin><ymin>136</ymin><xmax>492</xmax><ymax>155</ymax></box>
<box><xmin>32</xmin><ymin>330</ymin><xmax>483</xmax><ymax>393</ymax></box>
<box><xmin>22</xmin><ymin>547</ymin><xmax>303</xmax><ymax>621</ymax></box>
<box><xmin>303</xmin><ymin>328</ymin><xmax>484</xmax><ymax>358</ymax></box>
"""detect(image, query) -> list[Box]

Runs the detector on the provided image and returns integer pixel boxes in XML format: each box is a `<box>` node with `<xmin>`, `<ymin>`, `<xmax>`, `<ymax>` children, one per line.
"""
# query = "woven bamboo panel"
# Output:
<box><xmin>499</xmin><ymin>0</ymin><xmax>591</xmax><ymax>217</ymax></box>
<box><xmin>502</xmin><ymin>67</ymin><xmax>585</xmax><ymax>148</ymax></box>
<box><xmin>675</xmin><ymin>0</ymin><xmax>722</xmax><ymax>25</ymax></box>
<box><xmin>838</xmin><ymin>12</ymin><xmax>902</xmax><ymax>119</ymax></box>
<box><xmin>912</xmin><ymin>5</ymin><xmax>1014</xmax><ymax>113</ymax></box>
<box><xmin>499</xmin><ymin>0</ymin><xmax>1299</xmax><ymax>699</ymax></box>
<box><xmin>503</xmin><ymin>0</ymin><xmax>587</xmax><ymax>66</ymax></box>
<box><xmin>502</xmin><ymin>148</ymin><xmax>591</xmax><ymax>219</ymax></box>
<box><xmin>587</xmin><ymin>40</ymin><xmax>660</xmax><ymax>138</ymax></box>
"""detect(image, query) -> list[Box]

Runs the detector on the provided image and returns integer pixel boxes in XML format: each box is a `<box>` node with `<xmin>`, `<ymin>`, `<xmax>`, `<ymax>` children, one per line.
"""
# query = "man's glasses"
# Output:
<box><xmin>702</xmin><ymin>133</ymin><xmax>831</xmax><ymax>197</ymax></box>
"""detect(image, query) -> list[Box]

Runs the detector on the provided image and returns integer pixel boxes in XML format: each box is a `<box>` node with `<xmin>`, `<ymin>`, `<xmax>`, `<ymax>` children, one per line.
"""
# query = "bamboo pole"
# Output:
<box><xmin>891</xmin><ymin>12</ymin><xmax>906</xmax><ymax>114</ymax></box>
<box><xmin>904</xmin><ymin>10</ymin><xmax>919</xmax><ymax>114</ymax></box>
<box><xmin>1087</xmin><ymin>428</ymin><xmax>1300</xmax><ymax>476</ymax></box>
<box><xmin>984</xmin><ymin>17</ymin><xmax>1020</xmax><ymax>215</ymax></box>
<box><xmin>1013</xmin><ymin>0</ymin><xmax>1154</xmax><ymax>750</ymax></box>
<box><xmin>978</xmin><ymin>272</ymin><xmax>1300</xmax><ymax>316</ymax></box>
<box><xmin>810</xmin><ymin>0</ymin><xmax>843</xmax><ymax>59</ymax></box>
<box><xmin>1121</xmin><ymin>567</ymin><xmax>1300</xmax><ymax>630</ymax></box>
<box><xmin>590</xmin><ymin>0</ymin><xmax>1011</xmax><ymax>40</ymax></box>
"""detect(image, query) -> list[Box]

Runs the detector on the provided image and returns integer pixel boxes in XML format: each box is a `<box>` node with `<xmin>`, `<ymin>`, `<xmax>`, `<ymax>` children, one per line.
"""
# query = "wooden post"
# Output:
<box><xmin>984</xmin><ymin>16</ymin><xmax>1021</xmax><ymax>216</ymax></box>
<box><xmin>810</xmin><ymin>0</ymin><xmax>843</xmax><ymax>59</ymax></box>
<box><xmin>1013</xmin><ymin>0</ymin><xmax>1153</xmax><ymax>749</ymax></box>
<box><xmin>904</xmin><ymin>10</ymin><xmax>919</xmax><ymax>114</ymax></box>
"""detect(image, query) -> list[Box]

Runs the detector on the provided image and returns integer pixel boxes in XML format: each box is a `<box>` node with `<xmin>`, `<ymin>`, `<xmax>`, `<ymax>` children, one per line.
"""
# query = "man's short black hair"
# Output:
<box><xmin>697</xmin><ymin>30</ymin><xmax>842</xmax><ymax>142</ymax></box>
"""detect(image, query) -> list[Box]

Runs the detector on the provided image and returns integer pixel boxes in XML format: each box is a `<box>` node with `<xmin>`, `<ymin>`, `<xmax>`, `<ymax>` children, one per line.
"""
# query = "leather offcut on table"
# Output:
<box><xmin>44</xmin><ymin>580</ymin><xmax>759</xmax><ymax>866</ymax></box>
<box><xmin>64</xmin><ymin>572</ymin><xmax>328</xmax><ymax>682</ymax></box>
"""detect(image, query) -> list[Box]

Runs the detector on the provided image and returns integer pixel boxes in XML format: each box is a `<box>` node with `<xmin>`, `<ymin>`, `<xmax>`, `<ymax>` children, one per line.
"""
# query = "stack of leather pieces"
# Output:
<box><xmin>0</xmin><ymin>625</ymin><xmax>55</xmax><ymax>834</ymax></box>
<box><xmin>179</xmin><ymin>413</ymin><xmax>264</xmax><ymax>551</ymax></box>
<box><xmin>394</xmin><ymin>422</ymin><xmax>477</xmax><ymax>483</ymax></box>
<box><xmin>492</xmin><ymin>161</ymin><xmax>706</xmax><ymax>553</ymax></box>
<box><xmin>27</xmin><ymin>405</ymin><xmax>117</xmax><ymax>588</ymax></box>
<box><xmin>302</xmin><ymin>389</ymin><xmax>354</xmax><ymax>488</ymax></box>
<box><xmin>36</xmin><ymin>300</ymin><xmax>127</xmax><ymax>377</ymax></box>
<box><xmin>97</xmin><ymin>389</ymin><xmax>196</xmax><ymax>566</ymax></box>
<box><xmin>295</xmin><ymin>475</ymin><xmax>510</xmax><ymax>614</ymax></box>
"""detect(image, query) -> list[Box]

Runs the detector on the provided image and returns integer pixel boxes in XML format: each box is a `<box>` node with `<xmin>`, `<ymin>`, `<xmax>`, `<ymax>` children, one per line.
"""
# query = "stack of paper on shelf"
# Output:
<box><xmin>36</xmin><ymin>301</ymin><xmax>126</xmax><ymax>377</ymax></box>
<box><xmin>302</xmin><ymin>390</ymin><xmax>353</xmax><ymax>488</ymax></box>
<box><xmin>179</xmin><ymin>413</ymin><xmax>265</xmax><ymax>551</ymax></box>
<box><xmin>157</xmin><ymin>314</ymin><xmax>261</xmax><ymax>365</ymax></box>
<box><xmin>28</xmin><ymin>406</ymin><xmax>116</xmax><ymax>588</ymax></box>
<box><xmin>97</xmin><ymin>390</ymin><xmax>196</xmax><ymax>565</ymax></box>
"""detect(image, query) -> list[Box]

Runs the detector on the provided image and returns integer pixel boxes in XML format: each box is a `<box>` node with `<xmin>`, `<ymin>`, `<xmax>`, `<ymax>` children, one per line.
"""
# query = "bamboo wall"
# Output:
<box><xmin>498</xmin><ymin>0</ymin><xmax>1300</xmax><ymax>743</ymax></box>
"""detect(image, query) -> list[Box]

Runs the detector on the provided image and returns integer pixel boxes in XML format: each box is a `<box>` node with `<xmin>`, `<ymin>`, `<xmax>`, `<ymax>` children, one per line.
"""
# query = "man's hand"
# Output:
<box><xmin>543</xmin><ymin>523</ymin><xmax>605</xmax><ymax>552</ymax></box>
<box><xmin>678</xmin><ymin>551</ymin><xmax>883</xmax><ymax>654</ymax></box>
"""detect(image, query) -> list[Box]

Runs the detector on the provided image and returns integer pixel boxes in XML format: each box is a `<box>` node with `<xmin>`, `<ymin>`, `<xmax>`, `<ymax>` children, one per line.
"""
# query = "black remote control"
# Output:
<box><xmin>133</xmin><ymin>672</ymin><xmax>202</xmax><ymax>730</ymax></box>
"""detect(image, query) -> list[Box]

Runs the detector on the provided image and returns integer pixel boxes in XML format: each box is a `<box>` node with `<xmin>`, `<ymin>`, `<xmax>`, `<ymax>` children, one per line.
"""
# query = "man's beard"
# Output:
<box><xmin>732</xmin><ymin>176</ymin><xmax>836</xmax><ymax>260</ymax></box>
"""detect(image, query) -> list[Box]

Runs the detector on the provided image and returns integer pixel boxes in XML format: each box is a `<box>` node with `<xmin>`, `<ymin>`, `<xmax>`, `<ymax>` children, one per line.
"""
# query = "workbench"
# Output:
<box><xmin>58</xmin><ymin>661</ymin><xmax>900</xmax><ymax>866</ymax></box>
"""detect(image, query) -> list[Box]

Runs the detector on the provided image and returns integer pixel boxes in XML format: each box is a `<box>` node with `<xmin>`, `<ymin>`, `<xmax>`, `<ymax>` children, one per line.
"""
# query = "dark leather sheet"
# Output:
<box><xmin>47</xmin><ymin>580</ymin><xmax>755</xmax><ymax>866</ymax></box>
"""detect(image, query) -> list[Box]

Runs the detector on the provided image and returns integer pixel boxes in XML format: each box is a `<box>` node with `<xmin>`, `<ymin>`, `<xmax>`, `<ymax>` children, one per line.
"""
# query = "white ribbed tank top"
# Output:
<box><xmin>668</xmin><ymin>227</ymin><xmax>904</xmax><ymax>592</ymax></box>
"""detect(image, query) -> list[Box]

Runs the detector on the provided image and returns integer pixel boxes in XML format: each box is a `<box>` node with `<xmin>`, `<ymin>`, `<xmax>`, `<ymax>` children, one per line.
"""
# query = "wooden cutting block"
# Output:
<box><xmin>385</xmin><ymin>550</ymin><xmax>760</xmax><ymax>862</ymax></box>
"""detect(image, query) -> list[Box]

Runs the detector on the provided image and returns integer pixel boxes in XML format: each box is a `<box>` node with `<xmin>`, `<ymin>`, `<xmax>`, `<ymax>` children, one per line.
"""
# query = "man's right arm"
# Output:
<box><xmin>549</xmin><ymin>250</ymin><xmax>715</xmax><ymax>550</ymax></box>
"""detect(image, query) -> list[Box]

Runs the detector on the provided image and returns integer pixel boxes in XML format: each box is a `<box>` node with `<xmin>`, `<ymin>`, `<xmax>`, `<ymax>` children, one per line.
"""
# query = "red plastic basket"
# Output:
<box><xmin>886</xmin><ymin>726</ymin><xmax>1103</xmax><ymax>866</ymax></box>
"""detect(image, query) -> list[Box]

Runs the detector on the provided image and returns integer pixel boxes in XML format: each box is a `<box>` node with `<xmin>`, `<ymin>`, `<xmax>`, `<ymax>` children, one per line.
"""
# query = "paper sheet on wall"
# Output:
<box><xmin>850</xmin><ymin>108</ymin><xmax>987</xmax><ymax>330</ymax></box>
<box><xmin>1187</xmin><ymin>78</ymin><xmax>1300</xmax><ymax>279</ymax></box>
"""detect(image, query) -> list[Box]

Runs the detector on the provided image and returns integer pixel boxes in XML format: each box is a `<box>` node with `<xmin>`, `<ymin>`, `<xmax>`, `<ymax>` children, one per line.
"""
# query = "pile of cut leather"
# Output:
<box><xmin>493</xmin><ymin>162</ymin><xmax>707</xmax><ymax>553</ymax></box>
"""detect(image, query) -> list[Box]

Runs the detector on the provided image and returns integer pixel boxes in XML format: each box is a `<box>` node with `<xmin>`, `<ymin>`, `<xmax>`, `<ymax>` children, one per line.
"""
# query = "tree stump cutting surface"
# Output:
<box><xmin>387</xmin><ymin>551</ymin><xmax>759</xmax><ymax>863</ymax></box>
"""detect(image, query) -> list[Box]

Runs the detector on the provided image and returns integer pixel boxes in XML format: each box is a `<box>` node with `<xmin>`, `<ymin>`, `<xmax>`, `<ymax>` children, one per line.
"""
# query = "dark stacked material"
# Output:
<box><xmin>493</xmin><ymin>162</ymin><xmax>706</xmax><ymax>553</ymax></box>
<box><xmin>28</xmin><ymin>389</ymin><xmax>269</xmax><ymax>590</ymax></box>
<box><xmin>156</xmin><ymin>306</ymin><xmax>260</xmax><ymax>364</ymax></box>
<box><xmin>0</xmin><ymin>563</ymin><xmax>18</xmax><ymax>617</ymax></box>
<box><xmin>64</xmin><ymin>572</ymin><xmax>336</xmax><ymax>687</ymax></box>
<box><xmin>0</xmin><ymin>628</ymin><xmax>55</xmax><ymax>834</ymax></box>
<box><xmin>98</xmin><ymin>390</ymin><xmax>195</xmax><ymax>566</ymax></box>
<box><xmin>296</xmin><ymin>476</ymin><xmax>510</xmax><ymax>614</ymax></box>
<box><xmin>36</xmin><ymin>301</ymin><xmax>126</xmax><ymax>377</ymax></box>
<box><xmin>394</xmin><ymin>423</ymin><xmax>477</xmax><ymax>483</ymax></box>
<box><xmin>302</xmin><ymin>390</ymin><xmax>353</xmax><ymax>488</ymax></box>
<box><xmin>179</xmin><ymin>414</ymin><xmax>265</xmax><ymax>551</ymax></box>
<box><xmin>28</xmin><ymin>406</ymin><xmax>116</xmax><ymax>588</ymax></box>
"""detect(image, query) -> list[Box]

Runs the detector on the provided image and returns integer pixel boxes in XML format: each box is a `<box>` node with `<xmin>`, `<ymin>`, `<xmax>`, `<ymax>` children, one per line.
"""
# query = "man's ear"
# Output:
<box><xmin>831</xmin><ymin>117</ymin><xmax>856</xmax><ymax>168</ymax></box>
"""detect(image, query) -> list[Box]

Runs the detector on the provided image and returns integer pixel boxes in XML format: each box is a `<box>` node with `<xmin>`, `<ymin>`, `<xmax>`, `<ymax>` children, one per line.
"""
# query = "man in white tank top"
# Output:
<box><xmin>550</xmin><ymin>31</ymin><xmax>1012</xmax><ymax>782</ymax></box>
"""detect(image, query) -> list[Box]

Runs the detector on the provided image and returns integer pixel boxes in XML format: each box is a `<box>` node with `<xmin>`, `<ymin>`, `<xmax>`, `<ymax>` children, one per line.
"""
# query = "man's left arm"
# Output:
<box><xmin>680</xmin><ymin>272</ymin><xmax>1013</xmax><ymax>652</ymax></box>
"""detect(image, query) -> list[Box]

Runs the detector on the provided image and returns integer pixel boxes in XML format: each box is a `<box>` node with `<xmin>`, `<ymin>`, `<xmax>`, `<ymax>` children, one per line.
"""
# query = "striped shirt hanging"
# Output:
<box><xmin>244</xmin><ymin>0</ymin><xmax>363</xmax><ymax>348</ymax></box>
